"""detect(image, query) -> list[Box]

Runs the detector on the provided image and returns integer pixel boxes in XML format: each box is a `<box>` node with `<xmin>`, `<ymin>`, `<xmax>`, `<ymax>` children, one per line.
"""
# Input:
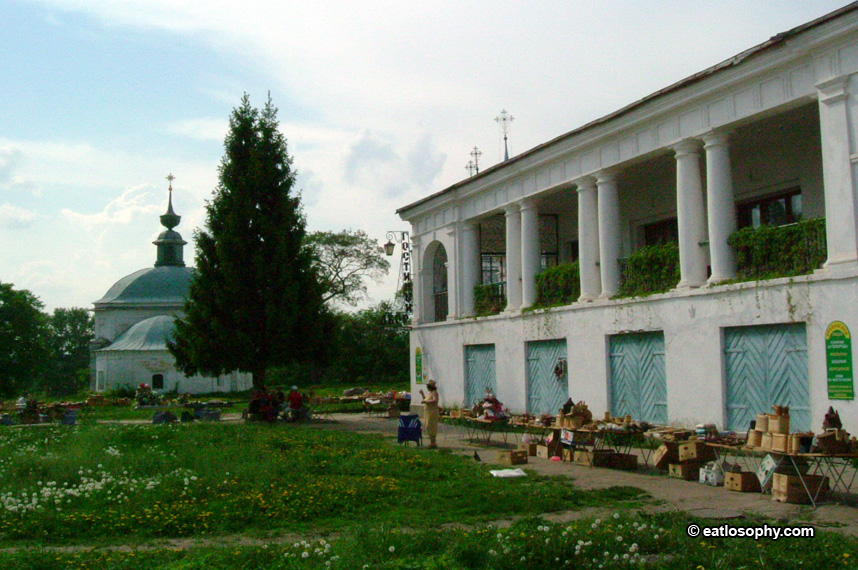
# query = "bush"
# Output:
<box><xmin>616</xmin><ymin>242</ymin><xmax>680</xmax><ymax>298</ymax></box>
<box><xmin>535</xmin><ymin>261</ymin><xmax>580</xmax><ymax>307</ymax></box>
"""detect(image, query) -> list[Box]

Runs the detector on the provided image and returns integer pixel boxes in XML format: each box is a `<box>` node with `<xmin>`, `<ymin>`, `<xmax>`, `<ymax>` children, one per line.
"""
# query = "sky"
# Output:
<box><xmin>0</xmin><ymin>0</ymin><xmax>851</xmax><ymax>312</ymax></box>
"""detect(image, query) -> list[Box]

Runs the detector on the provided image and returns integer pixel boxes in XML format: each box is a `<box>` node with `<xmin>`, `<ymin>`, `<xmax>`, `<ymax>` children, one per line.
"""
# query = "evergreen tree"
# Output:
<box><xmin>169</xmin><ymin>94</ymin><xmax>332</xmax><ymax>388</ymax></box>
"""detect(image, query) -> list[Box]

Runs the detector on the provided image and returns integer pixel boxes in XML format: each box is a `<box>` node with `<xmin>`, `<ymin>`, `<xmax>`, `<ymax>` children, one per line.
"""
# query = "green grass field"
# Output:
<box><xmin>0</xmin><ymin>421</ymin><xmax>856</xmax><ymax>569</ymax></box>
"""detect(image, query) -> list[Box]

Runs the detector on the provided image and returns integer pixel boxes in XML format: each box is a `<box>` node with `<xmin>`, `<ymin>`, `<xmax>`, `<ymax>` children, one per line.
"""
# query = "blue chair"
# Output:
<box><xmin>398</xmin><ymin>414</ymin><xmax>422</xmax><ymax>446</ymax></box>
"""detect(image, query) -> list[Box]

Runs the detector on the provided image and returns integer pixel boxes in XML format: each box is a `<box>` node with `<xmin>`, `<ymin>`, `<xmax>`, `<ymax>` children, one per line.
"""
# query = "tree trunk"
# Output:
<box><xmin>252</xmin><ymin>368</ymin><xmax>267</xmax><ymax>390</ymax></box>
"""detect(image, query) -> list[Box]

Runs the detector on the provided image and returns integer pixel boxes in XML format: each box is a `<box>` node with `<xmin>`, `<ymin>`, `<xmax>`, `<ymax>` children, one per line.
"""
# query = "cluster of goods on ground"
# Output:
<box><xmin>440</xmin><ymin>395</ymin><xmax>857</xmax><ymax>506</ymax></box>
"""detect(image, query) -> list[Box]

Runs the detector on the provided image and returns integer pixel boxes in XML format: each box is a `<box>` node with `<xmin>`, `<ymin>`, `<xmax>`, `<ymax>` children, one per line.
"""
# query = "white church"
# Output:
<box><xmin>398</xmin><ymin>3</ymin><xmax>858</xmax><ymax>433</ymax></box>
<box><xmin>91</xmin><ymin>179</ymin><xmax>253</xmax><ymax>395</ymax></box>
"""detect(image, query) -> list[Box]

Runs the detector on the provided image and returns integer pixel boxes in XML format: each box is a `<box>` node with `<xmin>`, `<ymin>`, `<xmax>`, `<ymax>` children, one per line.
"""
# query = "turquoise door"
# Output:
<box><xmin>609</xmin><ymin>332</ymin><xmax>668</xmax><ymax>424</ymax></box>
<box><xmin>724</xmin><ymin>324</ymin><xmax>809</xmax><ymax>432</ymax></box>
<box><xmin>526</xmin><ymin>339</ymin><xmax>568</xmax><ymax>415</ymax></box>
<box><xmin>465</xmin><ymin>344</ymin><xmax>496</xmax><ymax>406</ymax></box>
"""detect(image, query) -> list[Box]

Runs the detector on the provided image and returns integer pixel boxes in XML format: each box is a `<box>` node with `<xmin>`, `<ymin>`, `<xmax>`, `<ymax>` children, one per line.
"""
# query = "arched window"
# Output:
<box><xmin>152</xmin><ymin>374</ymin><xmax>164</xmax><ymax>390</ymax></box>
<box><xmin>433</xmin><ymin>245</ymin><xmax>448</xmax><ymax>322</ymax></box>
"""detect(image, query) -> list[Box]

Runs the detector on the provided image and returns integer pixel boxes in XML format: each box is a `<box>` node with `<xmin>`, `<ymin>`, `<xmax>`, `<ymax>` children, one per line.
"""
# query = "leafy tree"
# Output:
<box><xmin>40</xmin><ymin>308</ymin><xmax>94</xmax><ymax>396</ymax></box>
<box><xmin>0</xmin><ymin>282</ymin><xmax>48</xmax><ymax>397</ymax></box>
<box><xmin>306</xmin><ymin>229</ymin><xmax>390</xmax><ymax>307</ymax></box>
<box><xmin>328</xmin><ymin>301</ymin><xmax>409</xmax><ymax>384</ymax></box>
<box><xmin>169</xmin><ymin>94</ymin><xmax>333</xmax><ymax>389</ymax></box>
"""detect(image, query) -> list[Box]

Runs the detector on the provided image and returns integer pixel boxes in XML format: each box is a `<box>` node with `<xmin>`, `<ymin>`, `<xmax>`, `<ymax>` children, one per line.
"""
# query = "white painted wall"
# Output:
<box><xmin>410</xmin><ymin>271</ymin><xmax>858</xmax><ymax>431</ymax></box>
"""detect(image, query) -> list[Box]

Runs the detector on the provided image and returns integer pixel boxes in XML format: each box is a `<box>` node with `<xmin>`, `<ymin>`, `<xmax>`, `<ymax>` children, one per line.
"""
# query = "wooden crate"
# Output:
<box><xmin>768</xmin><ymin>414</ymin><xmax>790</xmax><ymax>435</ymax></box>
<box><xmin>653</xmin><ymin>442</ymin><xmax>679</xmax><ymax>470</ymax></box>
<box><xmin>574</xmin><ymin>450</ymin><xmax>616</xmax><ymax>467</ymax></box>
<box><xmin>771</xmin><ymin>433</ymin><xmax>789</xmax><ymax>453</ymax></box>
<box><xmin>611</xmin><ymin>453</ymin><xmax>638</xmax><ymax>471</ymax></box>
<box><xmin>725</xmin><ymin>471</ymin><xmax>761</xmax><ymax>493</ymax></box>
<box><xmin>678</xmin><ymin>441</ymin><xmax>715</xmax><ymax>463</ymax></box>
<box><xmin>497</xmin><ymin>450</ymin><xmax>528</xmax><ymax>466</ymax></box>
<box><xmin>668</xmin><ymin>462</ymin><xmax>702</xmax><ymax>481</ymax></box>
<box><xmin>519</xmin><ymin>442</ymin><xmax>538</xmax><ymax>456</ymax></box>
<box><xmin>772</xmin><ymin>473</ymin><xmax>829</xmax><ymax>504</ymax></box>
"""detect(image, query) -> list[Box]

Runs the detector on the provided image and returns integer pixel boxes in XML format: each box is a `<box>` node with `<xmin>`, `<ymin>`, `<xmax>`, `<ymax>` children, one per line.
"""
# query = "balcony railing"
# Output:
<box><xmin>729</xmin><ymin>218</ymin><xmax>827</xmax><ymax>280</ymax></box>
<box><xmin>474</xmin><ymin>282</ymin><xmax>506</xmax><ymax>316</ymax></box>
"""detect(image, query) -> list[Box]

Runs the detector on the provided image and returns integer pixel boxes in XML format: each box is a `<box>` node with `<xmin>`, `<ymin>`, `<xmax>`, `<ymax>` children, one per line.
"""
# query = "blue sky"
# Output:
<box><xmin>0</xmin><ymin>0</ymin><xmax>850</xmax><ymax>311</ymax></box>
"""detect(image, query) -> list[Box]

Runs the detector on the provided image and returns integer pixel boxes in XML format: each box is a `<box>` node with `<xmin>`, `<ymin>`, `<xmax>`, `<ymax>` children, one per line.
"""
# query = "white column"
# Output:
<box><xmin>818</xmin><ymin>75</ymin><xmax>858</xmax><ymax>271</ymax></box>
<box><xmin>460</xmin><ymin>221</ymin><xmax>480</xmax><ymax>316</ymax></box>
<box><xmin>673</xmin><ymin>139</ymin><xmax>708</xmax><ymax>289</ymax></box>
<box><xmin>445</xmin><ymin>226</ymin><xmax>458</xmax><ymax>320</ymax></box>
<box><xmin>703</xmin><ymin>131</ymin><xmax>737</xmax><ymax>284</ymax></box>
<box><xmin>576</xmin><ymin>177</ymin><xmax>601</xmax><ymax>301</ymax></box>
<box><xmin>596</xmin><ymin>171</ymin><xmax>621</xmax><ymax>298</ymax></box>
<box><xmin>504</xmin><ymin>203</ymin><xmax>522</xmax><ymax>311</ymax></box>
<box><xmin>520</xmin><ymin>199</ymin><xmax>540</xmax><ymax>309</ymax></box>
<box><xmin>411</xmin><ymin>235</ymin><xmax>422</xmax><ymax>324</ymax></box>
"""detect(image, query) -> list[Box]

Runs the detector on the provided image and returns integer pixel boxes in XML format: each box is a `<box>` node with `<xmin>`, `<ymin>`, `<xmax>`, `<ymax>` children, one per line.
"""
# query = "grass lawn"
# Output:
<box><xmin>1</xmin><ymin>421</ymin><xmax>856</xmax><ymax>569</ymax></box>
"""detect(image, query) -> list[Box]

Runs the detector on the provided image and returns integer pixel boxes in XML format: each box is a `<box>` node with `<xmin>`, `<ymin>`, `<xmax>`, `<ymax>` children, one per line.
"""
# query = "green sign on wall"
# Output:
<box><xmin>826</xmin><ymin>321</ymin><xmax>854</xmax><ymax>400</ymax></box>
<box><xmin>415</xmin><ymin>347</ymin><xmax>423</xmax><ymax>385</ymax></box>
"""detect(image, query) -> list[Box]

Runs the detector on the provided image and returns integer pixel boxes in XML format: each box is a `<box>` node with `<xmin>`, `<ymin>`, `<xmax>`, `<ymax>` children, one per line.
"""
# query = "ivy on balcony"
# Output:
<box><xmin>616</xmin><ymin>242</ymin><xmax>680</xmax><ymax>298</ymax></box>
<box><xmin>727</xmin><ymin>217</ymin><xmax>826</xmax><ymax>281</ymax></box>
<box><xmin>474</xmin><ymin>282</ymin><xmax>505</xmax><ymax>316</ymax></box>
<box><xmin>534</xmin><ymin>261</ymin><xmax>581</xmax><ymax>308</ymax></box>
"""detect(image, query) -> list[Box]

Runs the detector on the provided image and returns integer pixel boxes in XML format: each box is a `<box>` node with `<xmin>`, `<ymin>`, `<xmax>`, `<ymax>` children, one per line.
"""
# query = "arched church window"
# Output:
<box><xmin>433</xmin><ymin>245</ymin><xmax>448</xmax><ymax>322</ymax></box>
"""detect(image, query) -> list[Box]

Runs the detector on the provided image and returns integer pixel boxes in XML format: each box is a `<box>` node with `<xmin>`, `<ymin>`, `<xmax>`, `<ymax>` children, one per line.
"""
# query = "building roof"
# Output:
<box><xmin>93</xmin><ymin>265</ymin><xmax>195</xmax><ymax>307</ymax></box>
<box><xmin>396</xmin><ymin>1</ymin><xmax>858</xmax><ymax>217</ymax></box>
<box><xmin>100</xmin><ymin>315</ymin><xmax>175</xmax><ymax>352</ymax></box>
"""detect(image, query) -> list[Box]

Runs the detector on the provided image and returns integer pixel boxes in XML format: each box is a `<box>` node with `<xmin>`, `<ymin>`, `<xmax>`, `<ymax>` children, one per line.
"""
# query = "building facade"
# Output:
<box><xmin>397</xmin><ymin>4</ymin><xmax>858</xmax><ymax>432</ymax></box>
<box><xmin>92</xmin><ymin>182</ymin><xmax>252</xmax><ymax>395</ymax></box>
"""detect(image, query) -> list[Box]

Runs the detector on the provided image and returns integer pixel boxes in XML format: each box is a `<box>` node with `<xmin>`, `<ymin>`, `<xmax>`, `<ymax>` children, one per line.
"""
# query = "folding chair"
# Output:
<box><xmin>398</xmin><ymin>414</ymin><xmax>423</xmax><ymax>446</ymax></box>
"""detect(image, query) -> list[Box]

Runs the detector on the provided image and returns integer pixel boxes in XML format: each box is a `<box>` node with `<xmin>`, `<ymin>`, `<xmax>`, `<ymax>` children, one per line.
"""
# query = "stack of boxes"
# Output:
<box><xmin>667</xmin><ymin>441</ymin><xmax>715</xmax><ymax>481</ymax></box>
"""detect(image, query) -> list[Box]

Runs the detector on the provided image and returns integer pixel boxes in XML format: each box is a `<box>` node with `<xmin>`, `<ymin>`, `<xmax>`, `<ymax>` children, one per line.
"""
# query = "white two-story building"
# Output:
<box><xmin>397</xmin><ymin>3</ymin><xmax>858</xmax><ymax>433</ymax></box>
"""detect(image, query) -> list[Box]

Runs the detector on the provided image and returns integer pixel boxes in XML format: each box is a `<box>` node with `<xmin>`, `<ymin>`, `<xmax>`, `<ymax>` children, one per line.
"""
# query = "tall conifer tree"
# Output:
<box><xmin>170</xmin><ymin>95</ymin><xmax>331</xmax><ymax>388</ymax></box>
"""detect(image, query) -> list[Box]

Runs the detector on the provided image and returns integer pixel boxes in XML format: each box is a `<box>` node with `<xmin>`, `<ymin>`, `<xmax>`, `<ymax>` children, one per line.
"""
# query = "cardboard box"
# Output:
<box><xmin>760</xmin><ymin>432</ymin><xmax>773</xmax><ymax>451</ymax></box>
<box><xmin>768</xmin><ymin>414</ymin><xmax>790</xmax><ymax>435</ymax></box>
<box><xmin>497</xmin><ymin>450</ymin><xmax>528</xmax><ymax>466</ymax></box>
<box><xmin>653</xmin><ymin>442</ymin><xmax>679</xmax><ymax>470</ymax></box>
<box><xmin>612</xmin><ymin>453</ymin><xmax>638</xmax><ymax>471</ymax></box>
<box><xmin>678</xmin><ymin>441</ymin><xmax>715</xmax><ymax>463</ymax></box>
<box><xmin>755</xmin><ymin>413</ymin><xmax>769</xmax><ymax>432</ymax></box>
<box><xmin>574</xmin><ymin>450</ymin><xmax>615</xmax><ymax>467</ymax></box>
<box><xmin>772</xmin><ymin>473</ymin><xmax>829</xmax><ymax>504</ymax></box>
<box><xmin>699</xmin><ymin>463</ymin><xmax>725</xmax><ymax>486</ymax></box>
<box><xmin>725</xmin><ymin>471</ymin><xmax>761</xmax><ymax>493</ymax></box>
<box><xmin>536</xmin><ymin>442</ymin><xmax>562</xmax><ymax>459</ymax></box>
<box><xmin>771</xmin><ymin>433</ymin><xmax>789</xmax><ymax>453</ymax></box>
<box><xmin>669</xmin><ymin>462</ymin><xmax>702</xmax><ymax>481</ymax></box>
<box><xmin>520</xmin><ymin>442</ymin><xmax>538</xmax><ymax>456</ymax></box>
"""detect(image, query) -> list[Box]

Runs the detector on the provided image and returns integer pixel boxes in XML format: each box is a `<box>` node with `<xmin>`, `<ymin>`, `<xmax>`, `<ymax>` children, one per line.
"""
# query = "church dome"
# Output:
<box><xmin>94</xmin><ymin>175</ymin><xmax>194</xmax><ymax>308</ymax></box>
<box><xmin>101</xmin><ymin>315</ymin><xmax>175</xmax><ymax>351</ymax></box>
<box><xmin>94</xmin><ymin>266</ymin><xmax>195</xmax><ymax>307</ymax></box>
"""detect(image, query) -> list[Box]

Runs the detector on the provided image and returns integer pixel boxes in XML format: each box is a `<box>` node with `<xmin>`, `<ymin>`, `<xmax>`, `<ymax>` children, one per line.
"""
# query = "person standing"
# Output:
<box><xmin>419</xmin><ymin>380</ymin><xmax>440</xmax><ymax>448</ymax></box>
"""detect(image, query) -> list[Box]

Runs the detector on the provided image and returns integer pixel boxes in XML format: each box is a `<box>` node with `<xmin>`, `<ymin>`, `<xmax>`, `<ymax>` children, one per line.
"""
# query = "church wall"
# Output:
<box><xmin>96</xmin><ymin>350</ymin><xmax>252</xmax><ymax>395</ymax></box>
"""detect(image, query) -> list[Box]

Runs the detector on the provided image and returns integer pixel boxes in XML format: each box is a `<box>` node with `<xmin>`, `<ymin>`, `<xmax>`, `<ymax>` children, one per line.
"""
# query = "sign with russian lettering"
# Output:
<box><xmin>415</xmin><ymin>347</ymin><xmax>423</xmax><ymax>385</ymax></box>
<box><xmin>826</xmin><ymin>321</ymin><xmax>854</xmax><ymax>400</ymax></box>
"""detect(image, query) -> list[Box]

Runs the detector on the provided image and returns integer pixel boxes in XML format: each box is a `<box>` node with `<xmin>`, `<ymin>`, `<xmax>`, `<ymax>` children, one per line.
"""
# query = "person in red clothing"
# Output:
<box><xmin>287</xmin><ymin>386</ymin><xmax>308</xmax><ymax>421</ymax></box>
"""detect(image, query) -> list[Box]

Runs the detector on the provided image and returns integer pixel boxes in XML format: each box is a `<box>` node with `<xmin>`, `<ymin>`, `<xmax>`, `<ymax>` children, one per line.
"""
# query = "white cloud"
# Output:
<box><xmin>0</xmin><ymin>204</ymin><xmax>37</xmax><ymax>229</ymax></box>
<box><xmin>168</xmin><ymin>118</ymin><xmax>229</xmax><ymax>142</ymax></box>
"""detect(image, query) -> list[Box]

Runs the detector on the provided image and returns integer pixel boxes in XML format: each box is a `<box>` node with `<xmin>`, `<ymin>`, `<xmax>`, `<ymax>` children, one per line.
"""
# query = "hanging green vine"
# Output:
<box><xmin>727</xmin><ymin>217</ymin><xmax>826</xmax><ymax>281</ymax></box>
<box><xmin>534</xmin><ymin>261</ymin><xmax>581</xmax><ymax>308</ymax></box>
<box><xmin>615</xmin><ymin>242</ymin><xmax>680</xmax><ymax>298</ymax></box>
<box><xmin>474</xmin><ymin>283</ymin><xmax>505</xmax><ymax>316</ymax></box>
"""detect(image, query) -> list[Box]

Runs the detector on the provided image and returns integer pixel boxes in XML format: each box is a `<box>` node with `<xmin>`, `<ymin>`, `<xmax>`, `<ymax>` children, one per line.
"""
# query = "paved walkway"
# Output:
<box><xmin>318</xmin><ymin>413</ymin><xmax>858</xmax><ymax>536</ymax></box>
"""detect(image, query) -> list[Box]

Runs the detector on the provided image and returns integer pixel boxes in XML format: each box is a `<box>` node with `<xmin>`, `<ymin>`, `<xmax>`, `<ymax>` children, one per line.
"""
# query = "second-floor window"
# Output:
<box><xmin>738</xmin><ymin>188</ymin><xmax>802</xmax><ymax>229</ymax></box>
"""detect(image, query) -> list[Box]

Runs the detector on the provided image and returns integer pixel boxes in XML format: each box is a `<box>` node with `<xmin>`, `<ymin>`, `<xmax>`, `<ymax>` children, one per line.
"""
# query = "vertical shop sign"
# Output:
<box><xmin>826</xmin><ymin>321</ymin><xmax>854</xmax><ymax>400</ymax></box>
